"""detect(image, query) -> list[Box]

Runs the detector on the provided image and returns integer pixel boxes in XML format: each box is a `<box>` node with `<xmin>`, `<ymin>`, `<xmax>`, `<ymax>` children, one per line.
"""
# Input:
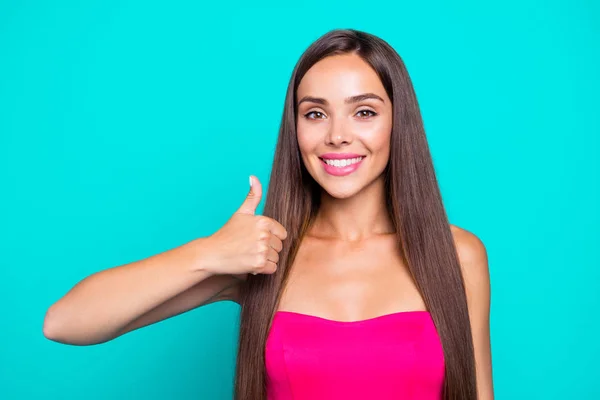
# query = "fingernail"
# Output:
<box><xmin>249</xmin><ymin>176</ymin><xmax>253</xmax><ymax>187</ymax></box>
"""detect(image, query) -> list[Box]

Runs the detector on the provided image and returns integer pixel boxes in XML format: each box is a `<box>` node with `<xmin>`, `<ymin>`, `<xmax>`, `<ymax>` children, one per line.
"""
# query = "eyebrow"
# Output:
<box><xmin>297</xmin><ymin>92</ymin><xmax>385</xmax><ymax>107</ymax></box>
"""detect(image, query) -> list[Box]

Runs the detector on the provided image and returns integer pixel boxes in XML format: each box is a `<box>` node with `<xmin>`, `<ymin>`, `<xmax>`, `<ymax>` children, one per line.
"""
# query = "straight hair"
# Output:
<box><xmin>235</xmin><ymin>28</ymin><xmax>477</xmax><ymax>400</ymax></box>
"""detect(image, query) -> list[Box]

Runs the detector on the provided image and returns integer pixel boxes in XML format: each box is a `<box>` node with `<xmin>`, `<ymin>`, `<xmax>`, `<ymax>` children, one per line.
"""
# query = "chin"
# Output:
<box><xmin>319</xmin><ymin>181</ymin><xmax>362</xmax><ymax>199</ymax></box>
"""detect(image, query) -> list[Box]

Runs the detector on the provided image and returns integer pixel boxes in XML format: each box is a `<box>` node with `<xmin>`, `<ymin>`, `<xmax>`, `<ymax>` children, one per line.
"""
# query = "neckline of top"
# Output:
<box><xmin>274</xmin><ymin>310</ymin><xmax>430</xmax><ymax>325</ymax></box>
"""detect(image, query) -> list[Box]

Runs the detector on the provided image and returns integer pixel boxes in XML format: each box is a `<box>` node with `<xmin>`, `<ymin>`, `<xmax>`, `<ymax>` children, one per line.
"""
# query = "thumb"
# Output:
<box><xmin>236</xmin><ymin>175</ymin><xmax>262</xmax><ymax>215</ymax></box>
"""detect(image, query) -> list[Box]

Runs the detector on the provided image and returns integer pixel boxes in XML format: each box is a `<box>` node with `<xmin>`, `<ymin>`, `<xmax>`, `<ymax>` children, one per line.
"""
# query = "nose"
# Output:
<box><xmin>326</xmin><ymin>119</ymin><xmax>352</xmax><ymax>146</ymax></box>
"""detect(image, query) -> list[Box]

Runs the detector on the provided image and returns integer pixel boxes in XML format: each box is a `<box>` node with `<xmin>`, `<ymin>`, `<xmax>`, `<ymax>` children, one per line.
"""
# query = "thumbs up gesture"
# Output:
<box><xmin>203</xmin><ymin>175</ymin><xmax>288</xmax><ymax>277</ymax></box>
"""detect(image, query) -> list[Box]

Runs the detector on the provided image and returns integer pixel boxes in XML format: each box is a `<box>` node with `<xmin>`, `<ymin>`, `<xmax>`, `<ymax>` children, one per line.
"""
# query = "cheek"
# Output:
<box><xmin>296</xmin><ymin>130</ymin><xmax>315</xmax><ymax>170</ymax></box>
<box><xmin>373</xmin><ymin>115</ymin><xmax>392</xmax><ymax>158</ymax></box>
<box><xmin>358</xmin><ymin>120</ymin><xmax>392</xmax><ymax>156</ymax></box>
<box><xmin>296</xmin><ymin>123</ymin><xmax>321</xmax><ymax>155</ymax></box>
<box><xmin>296</xmin><ymin>134</ymin><xmax>308</xmax><ymax>161</ymax></box>
<box><xmin>376</xmin><ymin>134</ymin><xmax>392</xmax><ymax>165</ymax></box>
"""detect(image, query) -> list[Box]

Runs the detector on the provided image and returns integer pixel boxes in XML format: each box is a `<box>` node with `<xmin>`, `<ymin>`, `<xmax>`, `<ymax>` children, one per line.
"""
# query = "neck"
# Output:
<box><xmin>308</xmin><ymin>175</ymin><xmax>395</xmax><ymax>242</ymax></box>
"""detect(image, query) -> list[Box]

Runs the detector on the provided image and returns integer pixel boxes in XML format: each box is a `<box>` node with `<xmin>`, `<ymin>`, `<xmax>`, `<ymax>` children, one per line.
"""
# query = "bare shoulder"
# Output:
<box><xmin>450</xmin><ymin>224</ymin><xmax>489</xmax><ymax>280</ymax></box>
<box><xmin>449</xmin><ymin>224</ymin><xmax>492</xmax><ymax>323</ymax></box>
<box><xmin>449</xmin><ymin>226</ymin><xmax>495</xmax><ymax>398</ymax></box>
<box><xmin>449</xmin><ymin>224</ymin><xmax>491</xmax><ymax>311</ymax></box>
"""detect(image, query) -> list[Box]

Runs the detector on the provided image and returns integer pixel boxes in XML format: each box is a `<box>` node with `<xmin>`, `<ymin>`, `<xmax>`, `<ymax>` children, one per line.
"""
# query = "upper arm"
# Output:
<box><xmin>118</xmin><ymin>273</ymin><xmax>244</xmax><ymax>336</ymax></box>
<box><xmin>452</xmin><ymin>225</ymin><xmax>494</xmax><ymax>400</ymax></box>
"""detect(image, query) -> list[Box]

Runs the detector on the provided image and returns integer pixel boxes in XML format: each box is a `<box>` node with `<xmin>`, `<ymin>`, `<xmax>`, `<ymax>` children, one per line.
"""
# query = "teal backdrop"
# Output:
<box><xmin>1</xmin><ymin>0</ymin><xmax>598</xmax><ymax>399</ymax></box>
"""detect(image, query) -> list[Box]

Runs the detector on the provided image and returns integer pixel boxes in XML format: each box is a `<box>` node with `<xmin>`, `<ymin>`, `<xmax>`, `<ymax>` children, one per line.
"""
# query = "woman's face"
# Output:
<box><xmin>296</xmin><ymin>53</ymin><xmax>393</xmax><ymax>199</ymax></box>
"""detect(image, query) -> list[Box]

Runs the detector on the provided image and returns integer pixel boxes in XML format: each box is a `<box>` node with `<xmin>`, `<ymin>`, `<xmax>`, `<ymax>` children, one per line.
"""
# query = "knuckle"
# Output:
<box><xmin>255</xmin><ymin>255</ymin><xmax>267</xmax><ymax>268</ymax></box>
<box><xmin>256</xmin><ymin>216</ymin><xmax>270</xmax><ymax>228</ymax></box>
<box><xmin>258</xmin><ymin>231</ymin><xmax>270</xmax><ymax>241</ymax></box>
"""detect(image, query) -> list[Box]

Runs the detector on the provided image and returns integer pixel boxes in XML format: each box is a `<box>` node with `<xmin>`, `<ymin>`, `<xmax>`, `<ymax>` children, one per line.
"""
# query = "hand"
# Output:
<box><xmin>203</xmin><ymin>175</ymin><xmax>288</xmax><ymax>277</ymax></box>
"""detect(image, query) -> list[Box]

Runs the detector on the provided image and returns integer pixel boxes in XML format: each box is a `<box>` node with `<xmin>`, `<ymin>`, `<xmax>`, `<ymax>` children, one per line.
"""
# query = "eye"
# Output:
<box><xmin>356</xmin><ymin>109</ymin><xmax>377</xmax><ymax>119</ymax></box>
<box><xmin>304</xmin><ymin>111</ymin><xmax>326</xmax><ymax>120</ymax></box>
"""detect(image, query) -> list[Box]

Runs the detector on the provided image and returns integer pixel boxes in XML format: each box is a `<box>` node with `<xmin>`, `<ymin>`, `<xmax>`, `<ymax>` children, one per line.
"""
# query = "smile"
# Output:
<box><xmin>319</xmin><ymin>156</ymin><xmax>365</xmax><ymax>176</ymax></box>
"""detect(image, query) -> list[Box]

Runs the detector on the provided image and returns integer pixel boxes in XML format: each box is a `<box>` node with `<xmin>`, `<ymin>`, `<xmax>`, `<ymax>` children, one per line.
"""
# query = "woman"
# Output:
<box><xmin>44</xmin><ymin>29</ymin><xmax>493</xmax><ymax>399</ymax></box>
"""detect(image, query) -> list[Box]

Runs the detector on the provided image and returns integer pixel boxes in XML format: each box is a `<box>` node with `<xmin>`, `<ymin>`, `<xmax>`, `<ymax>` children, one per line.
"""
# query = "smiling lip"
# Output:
<box><xmin>320</xmin><ymin>152</ymin><xmax>365</xmax><ymax>160</ymax></box>
<box><xmin>319</xmin><ymin>153</ymin><xmax>366</xmax><ymax>177</ymax></box>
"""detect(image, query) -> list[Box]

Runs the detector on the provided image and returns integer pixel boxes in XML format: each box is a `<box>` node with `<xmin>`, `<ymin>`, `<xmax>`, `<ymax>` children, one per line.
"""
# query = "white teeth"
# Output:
<box><xmin>323</xmin><ymin>156</ymin><xmax>364</xmax><ymax>167</ymax></box>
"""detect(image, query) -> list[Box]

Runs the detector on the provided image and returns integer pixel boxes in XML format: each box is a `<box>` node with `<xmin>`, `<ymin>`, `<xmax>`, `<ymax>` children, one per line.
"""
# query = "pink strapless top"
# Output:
<box><xmin>265</xmin><ymin>310</ymin><xmax>445</xmax><ymax>400</ymax></box>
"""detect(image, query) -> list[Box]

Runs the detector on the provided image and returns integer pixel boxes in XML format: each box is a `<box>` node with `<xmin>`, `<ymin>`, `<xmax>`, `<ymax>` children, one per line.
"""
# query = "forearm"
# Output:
<box><xmin>43</xmin><ymin>238</ymin><xmax>212</xmax><ymax>345</ymax></box>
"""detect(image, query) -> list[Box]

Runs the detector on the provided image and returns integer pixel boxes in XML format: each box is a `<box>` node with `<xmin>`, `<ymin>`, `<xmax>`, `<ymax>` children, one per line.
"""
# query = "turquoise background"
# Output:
<box><xmin>1</xmin><ymin>0</ymin><xmax>598</xmax><ymax>399</ymax></box>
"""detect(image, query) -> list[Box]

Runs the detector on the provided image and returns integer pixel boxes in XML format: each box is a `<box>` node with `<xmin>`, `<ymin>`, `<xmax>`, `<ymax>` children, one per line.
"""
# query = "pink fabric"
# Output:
<box><xmin>265</xmin><ymin>310</ymin><xmax>445</xmax><ymax>400</ymax></box>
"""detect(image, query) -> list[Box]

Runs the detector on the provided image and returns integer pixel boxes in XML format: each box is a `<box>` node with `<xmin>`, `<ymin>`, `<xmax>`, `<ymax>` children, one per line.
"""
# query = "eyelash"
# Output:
<box><xmin>303</xmin><ymin>110</ymin><xmax>378</xmax><ymax>120</ymax></box>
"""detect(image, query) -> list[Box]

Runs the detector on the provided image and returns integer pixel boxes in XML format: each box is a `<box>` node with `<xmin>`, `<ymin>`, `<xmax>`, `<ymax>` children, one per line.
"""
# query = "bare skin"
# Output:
<box><xmin>275</xmin><ymin>53</ymin><xmax>494</xmax><ymax>398</ymax></box>
<box><xmin>44</xmin><ymin>50</ymin><xmax>492</xmax><ymax>398</ymax></box>
<box><xmin>277</xmin><ymin>231</ymin><xmax>425</xmax><ymax>319</ymax></box>
<box><xmin>276</xmin><ymin>224</ymin><xmax>493</xmax><ymax>399</ymax></box>
<box><xmin>43</xmin><ymin>176</ymin><xmax>285</xmax><ymax>346</ymax></box>
<box><xmin>279</xmin><ymin>52</ymin><xmax>417</xmax><ymax>320</ymax></box>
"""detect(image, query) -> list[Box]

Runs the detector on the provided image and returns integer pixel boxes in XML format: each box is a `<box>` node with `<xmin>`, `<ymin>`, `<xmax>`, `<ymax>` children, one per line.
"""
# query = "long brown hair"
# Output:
<box><xmin>235</xmin><ymin>28</ymin><xmax>477</xmax><ymax>400</ymax></box>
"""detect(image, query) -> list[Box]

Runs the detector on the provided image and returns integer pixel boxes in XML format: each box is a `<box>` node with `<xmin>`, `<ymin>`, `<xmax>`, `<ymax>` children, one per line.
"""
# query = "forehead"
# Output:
<box><xmin>297</xmin><ymin>53</ymin><xmax>388</xmax><ymax>102</ymax></box>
